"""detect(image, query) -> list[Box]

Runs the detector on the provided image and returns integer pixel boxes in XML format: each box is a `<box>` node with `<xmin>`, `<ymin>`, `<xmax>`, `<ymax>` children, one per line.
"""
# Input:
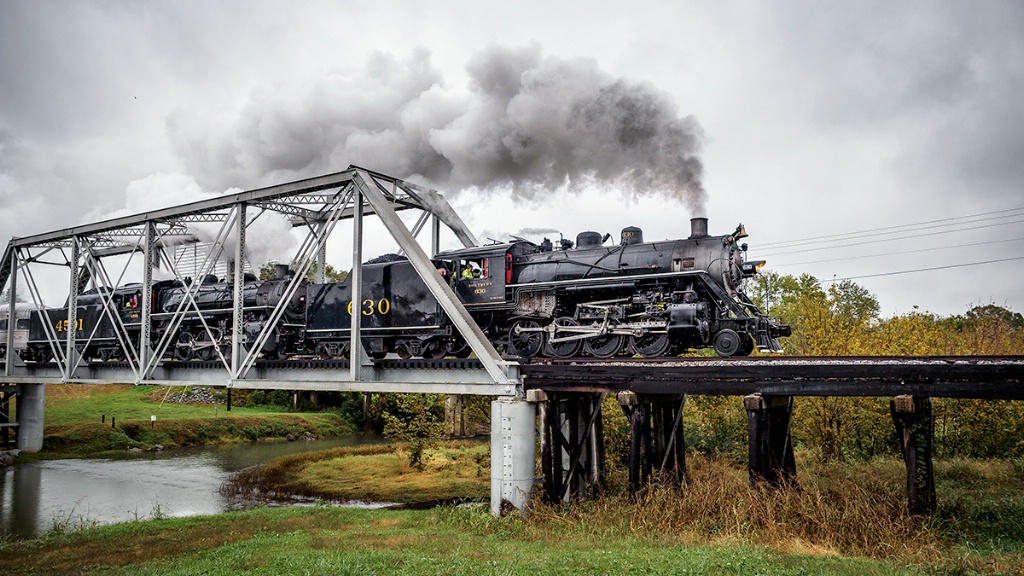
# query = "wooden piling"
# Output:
<box><xmin>653</xmin><ymin>395</ymin><xmax>687</xmax><ymax>486</ymax></box>
<box><xmin>539</xmin><ymin>391</ymin><xmax>606</xmax><ymax>502</ymax></box>
<box><xmin>744</xmin><ymin>394</ymin><xmax>796</xmax><ymax>487</ymax></box>
<box><xmin>890</xmin><ymin>395</ymin><xmax>936</xmax><ymax>515</ymax></box>
<box><xmin>628</xmin><ymin>400</ymin><xmax>651</xmax><ymax>494</ymax></box>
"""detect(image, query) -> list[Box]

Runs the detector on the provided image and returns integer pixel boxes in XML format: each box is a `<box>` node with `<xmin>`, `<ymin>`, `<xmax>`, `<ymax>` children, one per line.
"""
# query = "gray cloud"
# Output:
<box><xmin>751</xmin><ymin>1</ymin><xmax>1024</xmax><ymax>203</ymax></box>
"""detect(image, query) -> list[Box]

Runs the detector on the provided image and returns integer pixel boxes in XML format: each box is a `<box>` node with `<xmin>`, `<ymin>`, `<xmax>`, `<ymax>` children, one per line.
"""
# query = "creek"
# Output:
<box><xmin>0</xmin><ymin>435</ymin><xmax>383</xmax><ymax>539</ymax></box>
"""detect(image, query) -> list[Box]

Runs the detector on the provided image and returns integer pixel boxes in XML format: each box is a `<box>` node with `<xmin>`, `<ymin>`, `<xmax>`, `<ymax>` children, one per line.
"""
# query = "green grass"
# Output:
<box><xmin>15</xmin><ymin>384</ymin><xmax>1024</xmax><ymax>574</ymax></box>
<box><xmin>221</xmin><ymin>448</ymin><xmax>1024</xmax><ymax>573</ymax></box>
<box><xmin>24</xmin><ymin>384</ymin><xmax>356</xmax><ymax>459</ymax></box>
<box><xmin>43</xmin><ymin>384</ymin><xmax>284</xmax><ymax>427</ymax></box>
<box><xmin>0</xmin><ymin>506</ymin><xmax>925</xmax><ymax>576</ymax></box>
<box><xmin>225</xmin><ymin>442</ymin><xmax>491</xmax><ymax>502</ymax></box>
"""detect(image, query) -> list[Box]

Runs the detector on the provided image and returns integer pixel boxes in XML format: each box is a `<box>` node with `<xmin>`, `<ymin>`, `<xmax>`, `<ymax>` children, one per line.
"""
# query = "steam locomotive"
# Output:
<box><xmin>15</xmin><ymin>218</ymin><xmax>789</xmax><ymax>362</ymax></box>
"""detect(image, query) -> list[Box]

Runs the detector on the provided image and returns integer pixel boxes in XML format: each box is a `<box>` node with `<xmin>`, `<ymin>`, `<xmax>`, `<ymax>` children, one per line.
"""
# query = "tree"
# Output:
<box><xmin>954</xmin><ymin>304</ymin><xmax>1024</xmax><ymax>355</ymax></box>
<box><xmin>748</xmin><ymin>271</ymin><xmax>818</xmax><ymax>321</ymax></box>
<box><xmin>965</xmin><ymin>304</ymin><xmax>1024</xmax><ymax>329</ymax></box>
<box><xmin>258</xmin><ymin>261</ymin><xmax>348</xmax><ymax>283</ymax></box>
<box><xmin>380</xmin><ymin>394</ymin><xmax>446</xmax><ymax>470</ymax></box>
<box><xmin>828</xmin><ymin>280</ymin><xmax>879</xmax><ymax>321</ymax></box>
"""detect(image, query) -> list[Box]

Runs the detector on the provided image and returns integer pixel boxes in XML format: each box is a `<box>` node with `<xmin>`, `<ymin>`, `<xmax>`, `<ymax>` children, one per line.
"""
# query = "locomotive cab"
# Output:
<box><xmin>437</xmin><ymin>243</ymin><xmax>528</xmax><ymax>307</ymax></box>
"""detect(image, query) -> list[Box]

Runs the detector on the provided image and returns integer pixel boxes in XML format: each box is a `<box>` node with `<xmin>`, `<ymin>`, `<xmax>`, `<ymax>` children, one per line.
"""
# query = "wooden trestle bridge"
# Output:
<box><xmin>522</xmin><ymin>355</ymin><xmax>1024</xmax><ymax>514</ymax></box>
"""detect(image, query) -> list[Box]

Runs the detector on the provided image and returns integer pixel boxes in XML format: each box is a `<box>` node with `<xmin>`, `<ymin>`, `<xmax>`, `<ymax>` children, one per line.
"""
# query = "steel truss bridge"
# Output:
<box><xmin>1</xmin><ymin>167</ymin><xmax>517</xmax><ymax>395</ymax></box>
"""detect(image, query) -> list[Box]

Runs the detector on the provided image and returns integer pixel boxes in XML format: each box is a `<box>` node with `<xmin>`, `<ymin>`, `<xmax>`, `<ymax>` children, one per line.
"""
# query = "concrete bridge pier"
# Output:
<box><xmin>490</xmin><ymin>397</ymin><xmax>536</xmax><ymax>516</ymax></box>
<box><xmin>16</xmin><ymin>383</ymin><xmax>45</xmax><ymax>452</ymax></box>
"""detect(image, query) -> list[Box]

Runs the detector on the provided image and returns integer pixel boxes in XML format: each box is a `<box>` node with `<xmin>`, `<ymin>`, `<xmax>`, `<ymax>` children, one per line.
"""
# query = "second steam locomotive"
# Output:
<box><xmin>14</xmin><ymin>218</ymin><xmax>790</xmax><ymax>363</ymax></box>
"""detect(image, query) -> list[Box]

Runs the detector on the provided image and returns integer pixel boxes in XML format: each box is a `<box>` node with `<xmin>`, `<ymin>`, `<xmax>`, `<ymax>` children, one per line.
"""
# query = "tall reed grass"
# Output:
<box><xmin>526</xmin><ymin>454</ymin><xmax>1024</xmax><ymax>574</ymax></box>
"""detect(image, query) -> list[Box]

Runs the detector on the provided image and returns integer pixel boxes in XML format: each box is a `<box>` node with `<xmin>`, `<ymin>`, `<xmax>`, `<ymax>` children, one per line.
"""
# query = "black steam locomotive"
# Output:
<box><xmin>19</xmin><ymin>218</ymin><xmax>789</xmax><ymax>362</ymax></box>
<box><xmin>437</xmin><ymin>217</ymin><xmax>790</xmax><ymax>358</ymax></box>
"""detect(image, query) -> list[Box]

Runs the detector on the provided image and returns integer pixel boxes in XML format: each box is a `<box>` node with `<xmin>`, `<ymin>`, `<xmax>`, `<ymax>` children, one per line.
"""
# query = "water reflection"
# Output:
<box><xmin>0</xmin><ymin>435</ymin><xmax>382</xmax><ymax>539</ymax></box>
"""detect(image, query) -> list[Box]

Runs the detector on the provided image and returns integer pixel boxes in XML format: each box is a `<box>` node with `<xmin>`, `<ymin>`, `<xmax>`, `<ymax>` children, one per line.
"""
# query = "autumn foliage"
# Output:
<box><xmin>725</xmin><ymin>272</ymin><xmax>1024</xmax><ymax>461</ymax></box>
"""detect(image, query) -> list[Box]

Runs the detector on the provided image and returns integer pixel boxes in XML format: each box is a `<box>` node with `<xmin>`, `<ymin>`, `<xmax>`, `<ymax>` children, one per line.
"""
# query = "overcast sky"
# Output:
<box><xmin>1</xmin><ymin>0</ymin><xmax>1022</xmax><ymax>316</ymax></box>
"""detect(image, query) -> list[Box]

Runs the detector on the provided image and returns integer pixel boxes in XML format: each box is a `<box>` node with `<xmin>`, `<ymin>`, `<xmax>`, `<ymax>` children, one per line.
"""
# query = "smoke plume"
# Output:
<box><xmin>515</xmin><ymin>227</ymin><xmax>563</xmax><ymax>236</ymax></box>
<box><xmin>170</xmin><ymin>44</ymin><xmax>707</xmax><ymax>215</ymax></box>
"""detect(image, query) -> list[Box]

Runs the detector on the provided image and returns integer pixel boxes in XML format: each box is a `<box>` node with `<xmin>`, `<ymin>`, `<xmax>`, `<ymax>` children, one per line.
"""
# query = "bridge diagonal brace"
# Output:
<box><xmin>78</xmin><ymin>249</ymin><xmax>142</xmax><ymax>378</ymax></box>
<box><xmin>557</xmin><ymin>392</ymin><xmax>607</xmax><ymax>501</ymax></box>
<box><xmin>236</xmin><ymin>189</ymin><xmax>353</xmax><ymax>379</ymax></box>
<box><xmin>655</xmin><ymin>394</ymin><xmax>687</xmax><ymax>483</ymax></box>
<box><xmin>19</xmin><ymin>261</ymin><xmax>68</xmax><ymax>369</ymax></box>
<box><xmin>143</xmin><ymin>208</ymin><xmax>242</xmax><ymax>375</ymax></box>
<box><xmin>351</xmin><ymin>170</ymin><xmax>516</xmax><ymax>390</ymax></box>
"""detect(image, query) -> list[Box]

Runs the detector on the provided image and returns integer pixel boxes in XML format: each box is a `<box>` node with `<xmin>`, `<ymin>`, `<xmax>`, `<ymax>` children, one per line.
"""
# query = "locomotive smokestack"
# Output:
<box><xmin>689</xmin><ymin>217</ymin><xmax>709</xmax><ymax>239</ymax></box>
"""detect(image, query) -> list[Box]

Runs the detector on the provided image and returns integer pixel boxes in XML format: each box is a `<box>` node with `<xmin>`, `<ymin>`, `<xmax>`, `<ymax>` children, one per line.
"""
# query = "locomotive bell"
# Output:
<box><xmin>689</xmin><ymin>217</ymin><xmax>709</xmax><ymax>239</ymax></box>
<box><xmin>620</xmin><ymin>226</ymin><xmax>644</xmax><ymax>245</ymax></box>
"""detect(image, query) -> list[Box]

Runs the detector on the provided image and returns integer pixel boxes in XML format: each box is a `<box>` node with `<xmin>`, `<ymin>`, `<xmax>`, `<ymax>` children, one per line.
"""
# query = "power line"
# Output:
<box><xmin>758</xmin><ymin>206</ymin><xmax>1024</xmax><ymax>249</ymax></box>
<box><xmin>768</xmin><ymin>237</ymin><xmax>1024</xmax><ymax>268</ymax></box>
<box><xmin>759</xmin><ymin>218</ymin><xmax>1024</xmax><ymax>257</ymax></box>
<box><xmin>818</xmin><ymin>256</ymin><xmax>1024</xmax><ymax>284</ymax></box>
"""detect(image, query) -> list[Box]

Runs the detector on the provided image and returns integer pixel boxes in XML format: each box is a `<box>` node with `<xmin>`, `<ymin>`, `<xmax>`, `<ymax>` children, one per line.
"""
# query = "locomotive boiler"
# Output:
<box><xmin>153</xmin><ymin>269</ymin><xmax>306</xmax><ymax>362</ymax></box>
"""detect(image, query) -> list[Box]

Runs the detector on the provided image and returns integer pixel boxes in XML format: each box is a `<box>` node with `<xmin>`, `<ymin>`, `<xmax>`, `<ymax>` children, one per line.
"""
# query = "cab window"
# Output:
<box><xmin>459</xmin><ymin>259</ymin><xmax>487</xmax><ymax>280</ymax></box>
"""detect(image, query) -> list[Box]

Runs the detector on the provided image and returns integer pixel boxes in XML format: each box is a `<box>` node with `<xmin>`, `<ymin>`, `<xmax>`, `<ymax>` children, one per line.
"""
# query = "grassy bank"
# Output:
<box><xmin>217</xmin><ymin>446</ymin><xmax>1024</xmax><ymax>573</ymax></box>
<box><xmin>27</xmin><ymin>384</ymin><xmax>355</xmax><ymax>459</ymax></box>
<box><xmin>2</xmin><ymin>505</ymin><xmax>927</xmax><ymax>576</ymax></box>
<box><xmin>45</xmin><ymin>384</ymin><xmax>292</xmax><ymax>426</ymax></box>
<box><xmin>224</xmin><ymin>442</ymin><xmax>490</xmax><ymax>503</ymax></box>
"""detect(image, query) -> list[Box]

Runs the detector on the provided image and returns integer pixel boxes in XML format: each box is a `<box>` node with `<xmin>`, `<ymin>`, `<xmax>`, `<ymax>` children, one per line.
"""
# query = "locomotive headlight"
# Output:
<box><xmin>740</xmin><ymin>260</ymin><xmax>766</xmax><ymax>277</ymax></box>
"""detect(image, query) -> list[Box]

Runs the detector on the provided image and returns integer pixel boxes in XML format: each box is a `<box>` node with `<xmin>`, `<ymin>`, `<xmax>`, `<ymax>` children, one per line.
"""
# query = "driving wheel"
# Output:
<box><xmin>508</xmin><ymin>319</ymin><xmax>544</xmax><ymax>359</ymax></box>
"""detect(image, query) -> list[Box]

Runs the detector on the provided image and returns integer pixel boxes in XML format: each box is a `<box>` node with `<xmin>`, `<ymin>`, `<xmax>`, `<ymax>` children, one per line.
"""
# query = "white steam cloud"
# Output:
<box><xmin>170</xmin><ymin>44</ymin><xmax>707</xmax><ymax>215</ymax></box>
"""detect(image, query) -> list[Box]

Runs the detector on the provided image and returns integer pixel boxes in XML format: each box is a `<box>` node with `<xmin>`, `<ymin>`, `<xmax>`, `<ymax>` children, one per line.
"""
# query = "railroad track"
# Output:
<box><xmin>5</xmin><ymin>355</ymin><xmax>1022</xmax><ymax>399</ymax></box>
